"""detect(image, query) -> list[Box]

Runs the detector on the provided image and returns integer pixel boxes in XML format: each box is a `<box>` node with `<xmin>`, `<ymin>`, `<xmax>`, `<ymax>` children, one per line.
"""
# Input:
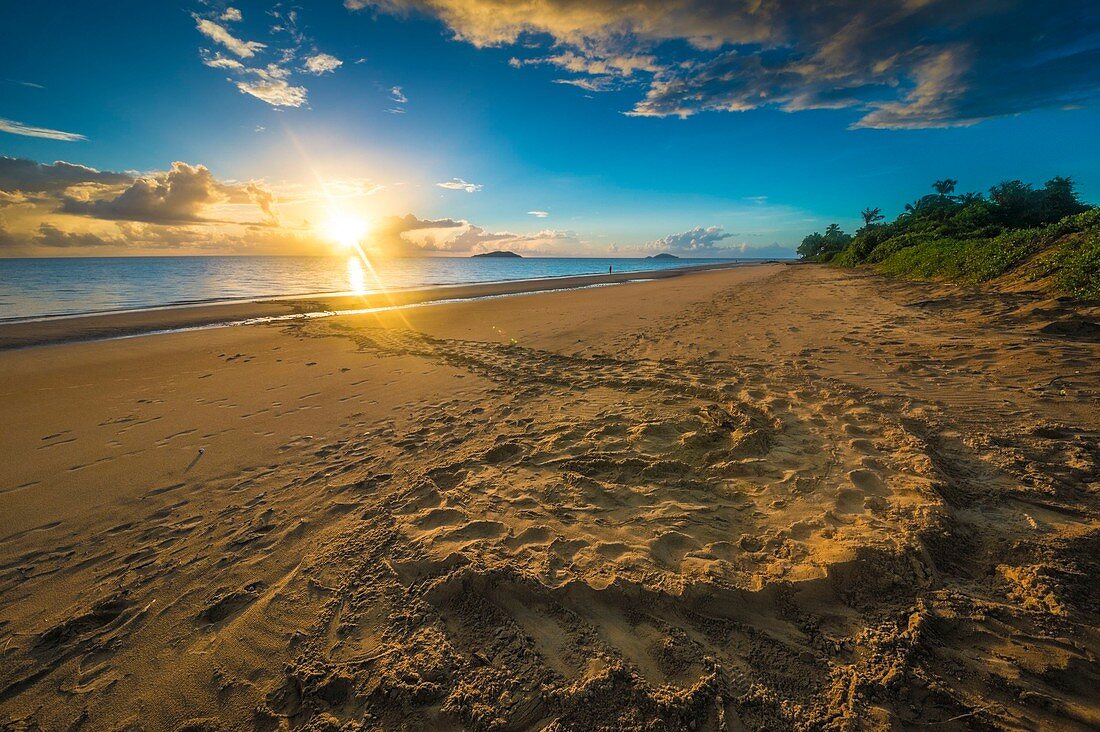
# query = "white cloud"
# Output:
<box><xmin>553</xmin><ymin>77</ymin><xmax>618</xmax><ymax>92</ymax></box>
<box><xmin>646</xmin><ymin>225</ymin><xmax>733</xmax><ymax>253</ymax></box>
<box><xmin>527</xmin><ymin>210</ymin><xmax>549</xmax><ymax>218</ymax></box>
<box><xmin>220</xmin><ymin>7</ymin><xmax>242</xmax><ymax>22</ymax></box>
<box><xmin>0</xmin><ymin>118</ymin><xmax>86</xmax><ymax>142</ymax></box>
<box><xmin>202</xmin><ymin>53</ymin><xmax>245</xmax><ymax>71</ymax></box>
<box><xmin>194</xmin><ymin>16</ymin><xmax>265</xmax><ymax>58</ymax></box>
<box><xmin>235</xmin><ymin>75</ymin><xmax>308</xmax><ymax>107</ymax></box>
<box><xmin>419</xmin><ymin>223</ymin><xmax>581</xmax><ymax>254</ymax></box>
<box><xmin>304</xmin><ymin>53</ymin><xmax>343</xmax><ymax>75</ymax></box>
<box><xmin>436</xmin><ymin>178</ymin><xmax>482</xmax><ymax>193</ymax></box>
<box><xmin>385</xmin><ymin>86</ymin><xmax>408</xmax><ymax>113</ymax></box>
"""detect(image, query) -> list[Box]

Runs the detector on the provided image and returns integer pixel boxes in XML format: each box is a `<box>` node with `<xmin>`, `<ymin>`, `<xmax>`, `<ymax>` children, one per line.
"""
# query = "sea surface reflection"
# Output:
<box><xmin>0</xmin><ymin>255</ymin><xmax>756</xmax><ymax>320</ymax></box>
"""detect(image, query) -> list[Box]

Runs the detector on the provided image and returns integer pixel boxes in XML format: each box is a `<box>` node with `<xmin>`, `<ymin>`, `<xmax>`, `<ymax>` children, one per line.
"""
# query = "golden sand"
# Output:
<box><xmin>1</xmin><ymin>264</ymin><xmax>1097</xmax><ymax>730</ymax></box>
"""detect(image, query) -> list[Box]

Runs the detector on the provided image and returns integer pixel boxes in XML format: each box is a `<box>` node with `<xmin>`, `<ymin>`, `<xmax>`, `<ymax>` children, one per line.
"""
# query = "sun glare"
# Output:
<box><xmin>324</xmin><ymin>213</ymin><xmax>370</xmax><ymax>251</ymax></box>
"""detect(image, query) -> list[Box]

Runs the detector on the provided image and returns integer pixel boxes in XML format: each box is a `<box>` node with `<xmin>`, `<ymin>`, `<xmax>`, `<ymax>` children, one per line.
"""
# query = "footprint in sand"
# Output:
<box><xmin>594</xmin><ymin>541</ymin><xmax>630</xmax><ymax>559</ymax></box>
<box><xmin>649</xmin><ymin>531</ymin><xmax>700</xmax><ymax>569</ymax></box>
<box><xmin>412</xmin><ymin>507</ymin><xmax>468</xmax><ymax>530</ymax></box>
<box><xmin>848</xmin><ymin>438</ymin><xmax>877</xmax><ymax>454</ymax></box>
<box><xmin>847</xmin><ymin>468</ymin><xmax>886</xmax><ymax>493</ymax></box>
<box><xmin>441</xmin><ymin>520</ymin><xmax>508</xmax><ymax>542</ymax></box>
<box><xmin>504</xmin><ymin>526</ymin><xmax>553</xmax><ymax>549</ymax></box>
<box><xmin>834</xmin><ymin>488</ymin><xmax>866</xmax><ymax>514</ymax></box>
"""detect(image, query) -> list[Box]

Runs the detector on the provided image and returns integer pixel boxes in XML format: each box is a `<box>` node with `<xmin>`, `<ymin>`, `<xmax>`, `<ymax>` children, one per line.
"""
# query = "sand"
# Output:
<box><xmin>0</xmin><ymin>264</ymin><xmax>1097</xmax><ymax>731</ymax></box>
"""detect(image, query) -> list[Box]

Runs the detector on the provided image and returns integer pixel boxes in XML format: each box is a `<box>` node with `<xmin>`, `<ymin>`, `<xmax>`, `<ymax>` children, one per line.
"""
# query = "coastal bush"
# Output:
<box><xmin>1052</xmin><ymin>228</ymin><xmax>1100</xmax><ymax>298</ymax></box>
<box><xmin>810</xmin><ymin>177</ymin><xmax>1098</xmax><ymax>298</ymax></box>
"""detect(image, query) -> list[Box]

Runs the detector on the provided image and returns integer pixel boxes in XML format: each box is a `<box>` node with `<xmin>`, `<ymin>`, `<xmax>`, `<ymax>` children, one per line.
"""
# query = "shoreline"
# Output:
<box><xmin>0</xmin><ymin>257</ymin><xmax>783</xmax><ymax>325</ymax></box>
<box><xmin>0</xmin><ymin>260</ymin><xmax>767</xmax><ymax>350</ymax></box>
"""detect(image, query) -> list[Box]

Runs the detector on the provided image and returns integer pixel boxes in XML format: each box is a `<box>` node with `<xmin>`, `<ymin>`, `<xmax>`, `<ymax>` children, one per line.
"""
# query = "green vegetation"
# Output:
<box><xmin>800</xmin><ymin>177</ymin><xmax>1099</xmax><ymax>298</ymax></box>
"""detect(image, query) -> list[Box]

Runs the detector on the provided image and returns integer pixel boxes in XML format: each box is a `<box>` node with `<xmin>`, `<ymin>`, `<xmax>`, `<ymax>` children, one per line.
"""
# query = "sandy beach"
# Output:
<box><xmin>1</xmin><ymin>263</ymin><xmax>1098</xmax><ymax>730</ymax></box>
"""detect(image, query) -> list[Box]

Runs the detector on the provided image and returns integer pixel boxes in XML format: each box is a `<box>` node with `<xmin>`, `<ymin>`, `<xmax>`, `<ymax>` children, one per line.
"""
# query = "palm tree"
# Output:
<box><xmin>860</xmin><ymin>207</ymin><xmax>884</xmax><ymax>226</ymax></box>
<box><xmin>933</xmin><ymin>178</ymin><xmax>958</xmax><ymax>198</ymax></box>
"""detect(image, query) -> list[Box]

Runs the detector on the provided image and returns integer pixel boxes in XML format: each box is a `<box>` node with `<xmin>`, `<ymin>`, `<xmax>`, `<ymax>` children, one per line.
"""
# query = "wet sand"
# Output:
<box><xmin>1</xmin><ymin>264</ymin><xmax>1098</xmax><ymax>730</ymax></box>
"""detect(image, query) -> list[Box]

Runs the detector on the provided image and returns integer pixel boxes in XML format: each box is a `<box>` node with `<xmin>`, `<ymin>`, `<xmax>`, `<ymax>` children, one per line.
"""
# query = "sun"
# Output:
<box><xmin>323</xmin><ymin>212</ymin><xmax>370</xmax><ymax>251</ymax></box>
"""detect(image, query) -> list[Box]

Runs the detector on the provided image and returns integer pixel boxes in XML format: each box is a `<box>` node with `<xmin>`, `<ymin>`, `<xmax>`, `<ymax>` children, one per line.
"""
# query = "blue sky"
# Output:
<box><xmin>1</xmin><ymin>0</ymin><xmax>1098</xmax><ymax>256</ymax></box>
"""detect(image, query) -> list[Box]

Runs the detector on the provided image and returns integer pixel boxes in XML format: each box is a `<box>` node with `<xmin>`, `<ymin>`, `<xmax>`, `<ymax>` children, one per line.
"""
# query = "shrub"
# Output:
<box><xmin>815</xmin><ymin>176</ymin><xmax>1097</xmax><ymax>298</ymax></box>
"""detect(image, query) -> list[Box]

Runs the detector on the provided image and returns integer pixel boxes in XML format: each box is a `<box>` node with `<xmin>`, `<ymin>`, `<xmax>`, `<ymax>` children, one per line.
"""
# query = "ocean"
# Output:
<box><xmin>0</xmin><ymin>255</ymin><xmax>761</xmax><ymax>321</ymax></box>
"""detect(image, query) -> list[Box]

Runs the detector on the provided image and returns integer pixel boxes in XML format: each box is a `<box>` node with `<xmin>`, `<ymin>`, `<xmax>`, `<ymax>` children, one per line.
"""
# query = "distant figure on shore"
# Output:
<box><xmin>609</xmin><ymin>265</ymin><xmax>613</xmax><ymax>274</ymax></box>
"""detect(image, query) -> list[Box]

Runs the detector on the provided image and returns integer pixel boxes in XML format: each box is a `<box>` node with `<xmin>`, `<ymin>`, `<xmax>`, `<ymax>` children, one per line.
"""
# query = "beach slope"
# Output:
<box><xmin>1</xmin><ymin>264</ymin><xmax>1098</xmax><ymax>730</ymax></box>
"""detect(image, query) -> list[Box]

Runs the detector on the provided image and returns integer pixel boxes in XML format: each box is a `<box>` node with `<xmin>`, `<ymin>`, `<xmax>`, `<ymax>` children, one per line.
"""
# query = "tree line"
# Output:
<box><xmin>797</xmin><ymin>176</ymin><xmax>1092</xmax><ymax>261</ymax></box>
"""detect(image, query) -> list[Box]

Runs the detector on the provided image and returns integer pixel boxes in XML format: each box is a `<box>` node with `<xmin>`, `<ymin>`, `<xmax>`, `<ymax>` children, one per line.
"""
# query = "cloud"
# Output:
<box><xmin>0</xmin><ymin>156</ymin><xmax>131</xmax><ymax>194</ymax></box>
<box><xmin>348</xmin><ymin>0</ymin><xmax>1100</xmax><ymax>128</ymax></box>
<box><xmin>246</xmin><ymin>182</ymin><xmax>277</xmax><ymax>223</ymax></box>
<box><xmin>304</xmin><ymin>53</ymin><xmax>343</xmax><ymax>74</ymax></box>
<box><xmin>371</xmin><ymin>213</ymin><xmax>465</xmax><ymax>254</ymax></box>
<box><xmin>420</xmin><ymin>224</ymin><xmax>581</xmax><ymax>254</ymax></box>
<box><xmin>443</xmin><ymin>224</ymin><xmax>513</xmax><ymax>251</ymax></box>
<box><xmin>853</xmin><ymin>47</ymin><xmax>972</xmax><ymax>129</ymax></box>
<box><xmin>202</xmin><ymin>53</ymin><xmax>245</xmax><ymax>71</ymax></box>
<box><xmin>436</xmin><ymin>178</ymin><xmax>482</xmax><ymax>193</ymax></box>
<box><xmin>365</xmin><ymin>215</ymin><xmax>581</xmax><ymax>256</ymax></box>
<box><xmin>527</xmin><ymin>210</ymin><xmax>549</xmax><ymax>218</ymax></box>
<box><xmin>0</xmin><ymin>220</ymin><xmax>134</xmax><ymax>252</ymax></box>
<box><xmin>479</xmin><ymin>229</ymin><xmax>580</xmax><ymax>255</ymax></box>
<box><xmin>194</xmin><ymin>16</ymin><xmax>265</xmax><ymax>58</ymax></box>
<box><xmin>552</xmin><ymin>77</ymin><xmax>619</xmax><ymax>92</ymax></box>
<box><xmin>59</xmin><ymin>162</ymin><xmax>227</xmax><ymax>223</ymax></box>
<box><xmin>3</xmin><ymin>79</ymin><xmax>45</xmax><ymax>89</ymax></box>
<box><xmin>234</xmin><ymin>66</ymin><xmax>309</xmax><ymax>107</ymax></box>
<box><xmin>646</xmin><ymin>225</ymin><xmax>733</xmax><ymax>253</ymax></box>
<box><xmin>198</xmin><ymin>46</ymin><xmax>308</xmax><ymax>107</ymax></box>
<box><xmin>0</xmin><ymin>219</ymin><xmax>336</xmax><ymax>256</ymax></box>
<box><xmin>38</xmin><ymin>160</ymin><xmax>279</xmax><ymax>225</ymax></box>
<box><xmin>0</xmin><ymin>118</ymin><xmax>86</xmax><ymax>142</ymax></box>
<box><xmin>384</xmin><ymin>85</ymin><xmax>408</xmax><ymax>113</ymax></box>
<box><xmin>32</xmin><ymin>222</ymin><xmax>124</xmax><ymax>249</ymax></box>
<box><xmin>193</xmin><ymin>3</ymin><xmax>365</xmax><ymax>106</ymax></box>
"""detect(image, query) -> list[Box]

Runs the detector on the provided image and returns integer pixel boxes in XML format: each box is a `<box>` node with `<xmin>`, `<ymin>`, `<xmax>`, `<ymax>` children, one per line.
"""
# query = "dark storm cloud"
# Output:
<box><xmin>349</xmin><ymin>0</ymin><xmax>1100</xmax><ymax>127</ymax></box>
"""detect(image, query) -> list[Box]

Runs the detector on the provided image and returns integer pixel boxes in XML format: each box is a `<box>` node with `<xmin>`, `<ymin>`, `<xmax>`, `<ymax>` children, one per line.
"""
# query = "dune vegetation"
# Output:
<box><xmin>799</xmin><ymin>177</ymin><xmax>1099</xmax><ymax>298</ymax></box>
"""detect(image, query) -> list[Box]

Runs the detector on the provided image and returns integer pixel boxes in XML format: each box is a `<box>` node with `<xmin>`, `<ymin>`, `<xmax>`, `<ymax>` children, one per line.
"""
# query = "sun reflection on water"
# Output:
<box><xmin>347</xmin><ymin>255</ymin><xmax>367</xmax><ymax>294</ymax></box>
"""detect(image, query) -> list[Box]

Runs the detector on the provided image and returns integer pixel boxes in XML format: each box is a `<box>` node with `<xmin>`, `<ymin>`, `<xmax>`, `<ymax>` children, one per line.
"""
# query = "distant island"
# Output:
<box><xmin>472</xmin><ymin>250</ymin><xmax>522</xmax><ymax>258</ymax></box>
<box><xmin>645</xmin><ymin>253</ymin><xmax>680</xmax><ymax>260</ymax></box>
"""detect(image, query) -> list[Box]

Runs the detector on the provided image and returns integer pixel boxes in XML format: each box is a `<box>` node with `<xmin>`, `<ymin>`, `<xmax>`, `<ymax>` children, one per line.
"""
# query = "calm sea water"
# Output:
<box><xmin>0</xmin><ymin>255</ymin><xmax>756</xmax><ymax>320</ymax></box>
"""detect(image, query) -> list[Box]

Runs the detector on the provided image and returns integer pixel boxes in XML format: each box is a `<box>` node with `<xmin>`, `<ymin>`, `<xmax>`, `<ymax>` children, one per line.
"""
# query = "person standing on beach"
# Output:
<box><xmin>609</xmin><ymin>265</ymin><xmax>613</xmax><ymax>274</ymax></box>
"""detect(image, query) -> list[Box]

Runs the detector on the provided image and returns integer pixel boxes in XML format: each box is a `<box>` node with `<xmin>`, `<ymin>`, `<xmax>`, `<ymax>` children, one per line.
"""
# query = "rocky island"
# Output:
<box><xmin>472</xmin><ymin>250</ymin><xmax>522</xmax><ymax>258</ymax></box>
